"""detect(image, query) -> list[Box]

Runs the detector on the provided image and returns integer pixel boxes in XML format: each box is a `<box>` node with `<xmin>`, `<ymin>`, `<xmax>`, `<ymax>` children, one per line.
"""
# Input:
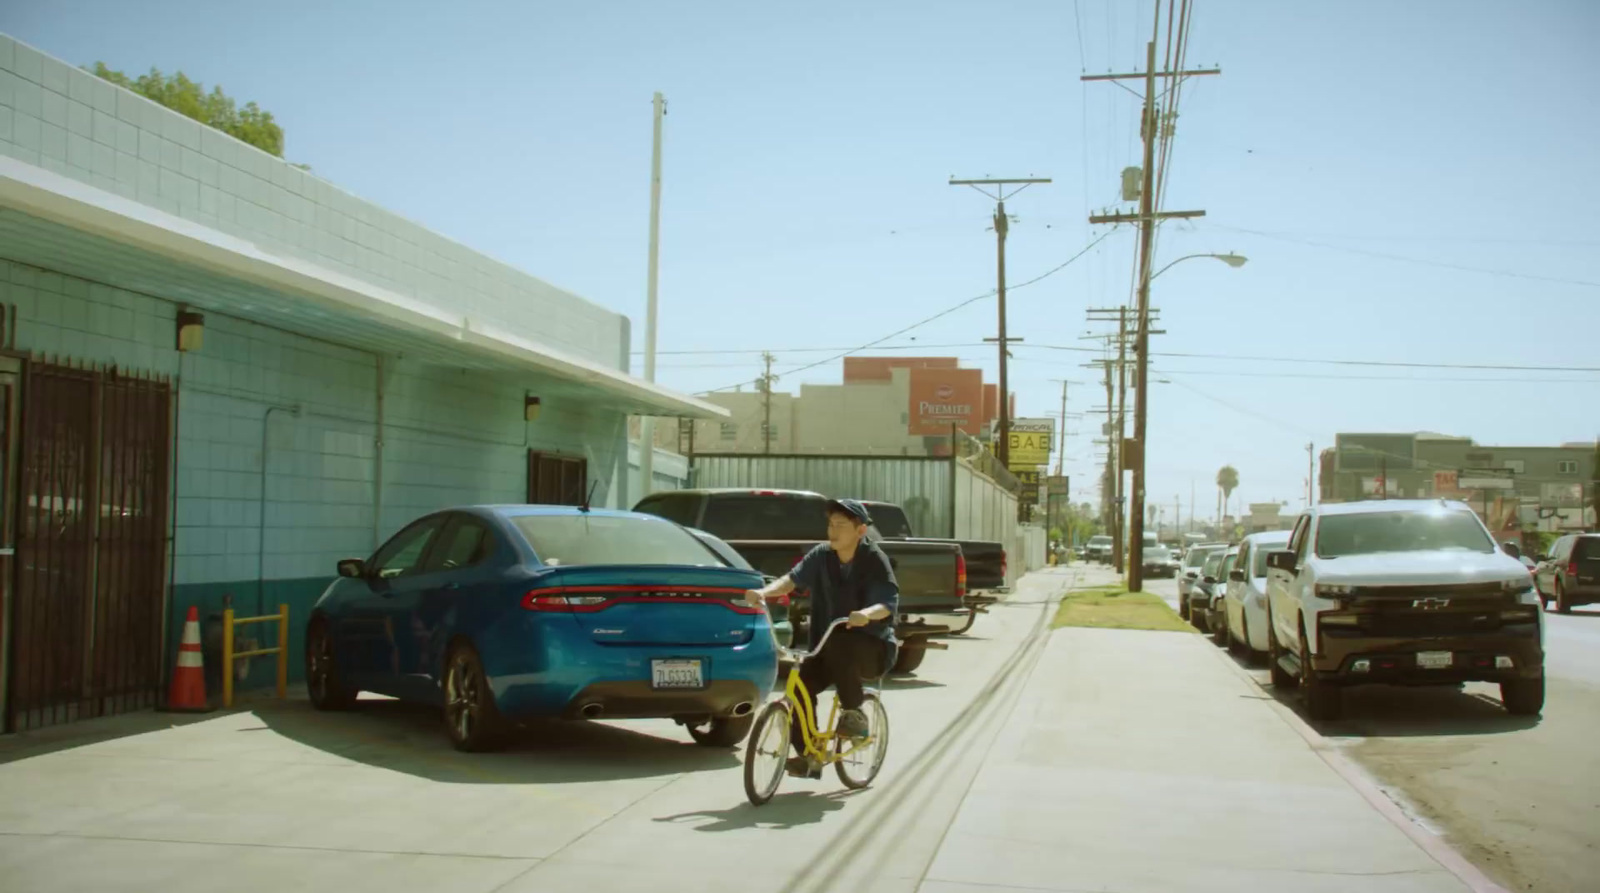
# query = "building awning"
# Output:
<box><xmin>0</xmin><ymin>156</ymin><xmax>727</xmax><ymax>420</ymax></box>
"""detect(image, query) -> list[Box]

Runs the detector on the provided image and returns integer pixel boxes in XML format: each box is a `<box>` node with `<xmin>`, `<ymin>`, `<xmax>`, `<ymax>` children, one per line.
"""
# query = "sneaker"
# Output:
<box><xmin>786</xmin><ymin>756</ymin><xmax>822</xmax><ymax>779</ymax></box>
<box><xmin>837</xmin><ymin>708</ymin><xmax>869</xmax><ymax>739</ymax></box>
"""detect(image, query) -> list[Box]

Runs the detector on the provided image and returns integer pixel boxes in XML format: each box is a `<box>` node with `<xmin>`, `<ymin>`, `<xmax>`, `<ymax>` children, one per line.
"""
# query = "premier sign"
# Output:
<box><xmin>908</xmin><ymin>367</ymin><xmax>983</xmax><ymax>435</ymax></box>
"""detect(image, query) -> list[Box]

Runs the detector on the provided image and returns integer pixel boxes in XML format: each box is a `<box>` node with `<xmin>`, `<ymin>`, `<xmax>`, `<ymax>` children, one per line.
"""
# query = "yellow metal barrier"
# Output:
<box><xmin>222</xmin><ymin>603</ymin><xmax>289</xmax><ymax>708</ymax></box>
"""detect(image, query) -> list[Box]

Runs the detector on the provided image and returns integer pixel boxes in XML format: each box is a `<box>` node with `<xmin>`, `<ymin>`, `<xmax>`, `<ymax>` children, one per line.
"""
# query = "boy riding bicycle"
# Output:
<box><xmin>745</xmin><ymin>498</ymin><xmax>899</xmax><ymax>778</ymax></box>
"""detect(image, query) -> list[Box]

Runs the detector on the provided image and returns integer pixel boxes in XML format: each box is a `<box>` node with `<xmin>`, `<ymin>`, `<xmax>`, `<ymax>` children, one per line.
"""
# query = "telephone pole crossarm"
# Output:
<box><xmin>1089</xmin><ymin>210</ymin><xmax>1206</xmax><ymax>225</ymax></box>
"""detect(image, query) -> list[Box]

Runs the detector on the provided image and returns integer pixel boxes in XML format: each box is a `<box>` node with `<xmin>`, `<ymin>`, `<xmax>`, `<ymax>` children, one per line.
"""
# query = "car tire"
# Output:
<box><xmin>688</xmin><ymin>713</ymin><xmax>755</xmax><ymax>748</ymax></box>
<box><xmin>305</xmin><ymin>619</ymin><xmax>359</xmax><ymax>711</ymax></box>
<box><xmin>1211</xmin><ymin>610</ymin><xmax>1229</xmax><ymax>647</ymax></box>
<box><xmin>891</xmin><ymin>645</ymin><xmax>927</xmax><ymax>675</ymax></box>
<box><xmin>1299</xmin><ymin>622</ymin><xmax>1342</xmax><ymax>721</ymax></box>
<box><xmin>1267</xmin><ymin>611</ymin><xmax>1295</xmax><ymax>690</ymax></box>
<box><xmin>442</xmin><ymin>643</ymin><xmax>508</xmax><ymax>752</ymax></box>
<box><xmin>1555</xmin><ymin>579</ymin><xmax>1571</xmax><ymax>614</ymax></box>
<box><xmin>1179</xmin><ymin>597</ymin><xmax>1190</xmax><ymax>621</ymax></box>
<box><xmin>1501</xmin><ymin>676</ymin><xmax>1544</xmax><ymax>717</ymax></box>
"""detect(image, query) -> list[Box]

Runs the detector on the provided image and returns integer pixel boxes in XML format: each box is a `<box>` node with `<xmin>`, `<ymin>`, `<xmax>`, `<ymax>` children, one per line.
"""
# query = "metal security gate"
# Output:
<box><xmin>528</xmin><ymin>451</ymin><xmax>589</xmax><ymax>506</ymax></box>
<box><xmin>7</xmin><ymin>362</ymin><xmax>172</xmax><ymax>732</ymax></box>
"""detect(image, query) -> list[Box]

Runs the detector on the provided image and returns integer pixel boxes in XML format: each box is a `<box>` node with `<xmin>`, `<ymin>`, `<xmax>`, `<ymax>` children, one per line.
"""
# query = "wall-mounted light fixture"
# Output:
<box><xmin>524</xmin><ymin>395</ymin><xmax>541</xmax><ymax>423</ymax></box>
<box><xmin>176</xmin><ymin>309</ymin><xmax>205</xmax><ymax>352</ymax></box>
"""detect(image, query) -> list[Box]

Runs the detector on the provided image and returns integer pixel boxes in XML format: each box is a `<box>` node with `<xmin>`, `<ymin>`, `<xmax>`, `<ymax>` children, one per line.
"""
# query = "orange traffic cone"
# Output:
<box><xmin>166</xmin><ymin>605</ymin><xmax>212</xmax><ymax>712</ymax></box>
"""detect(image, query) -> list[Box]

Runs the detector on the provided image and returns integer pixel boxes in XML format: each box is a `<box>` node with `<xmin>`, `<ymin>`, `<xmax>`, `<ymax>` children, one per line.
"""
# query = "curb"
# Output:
<box><xmin>1207</xmin><ymin>642</ymin><xmax>1511</xmax><ymax>893</ymax></box>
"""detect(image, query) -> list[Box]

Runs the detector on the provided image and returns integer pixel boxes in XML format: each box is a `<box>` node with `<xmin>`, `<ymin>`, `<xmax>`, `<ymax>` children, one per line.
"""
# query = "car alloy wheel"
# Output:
<box><xmin>305</xmin><ymin>621</ymin><xmax>357</xmax><ymax>711</ymax></box>
<box><xmin>1298</xmin><ymin>622</ymin><xmax>1342</xmax><ymax>721</ymax></box>
<box><xmin>443</xmin><ymin>645</ymin><xmax>506</xmax><ymax>752</ymax></box>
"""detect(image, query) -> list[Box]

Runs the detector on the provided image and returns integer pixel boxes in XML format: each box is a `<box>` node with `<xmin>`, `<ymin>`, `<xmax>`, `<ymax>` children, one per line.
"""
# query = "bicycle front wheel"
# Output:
<box><xmin>744</xmin><ymin>701</ymin><xmax>791</xmax><ymax>806</ymax></box>
<box><xmin>835</xmin><ymin>693</ymin><xmax>889</xmax><ymax>790</ymax></box>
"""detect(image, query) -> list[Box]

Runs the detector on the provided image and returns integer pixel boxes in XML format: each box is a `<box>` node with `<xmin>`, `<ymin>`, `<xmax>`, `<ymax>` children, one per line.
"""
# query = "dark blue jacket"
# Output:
<box><xmin>789</xmin><ymin>540</ymin><xmax>900</xmax><ymax>662</ymax></box>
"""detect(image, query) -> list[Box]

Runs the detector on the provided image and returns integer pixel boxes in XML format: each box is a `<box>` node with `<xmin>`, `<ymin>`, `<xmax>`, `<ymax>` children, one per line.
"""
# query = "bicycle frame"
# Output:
<box><xmin>778</xmin><ymin>618</ymin><xmax>876</xmax><ymax>764</ymax></box>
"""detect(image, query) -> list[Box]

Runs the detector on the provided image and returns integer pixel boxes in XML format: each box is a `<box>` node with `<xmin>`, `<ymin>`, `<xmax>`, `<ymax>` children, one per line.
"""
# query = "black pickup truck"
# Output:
<box><xmin>633</xmin><ymin>488</ymin><xmax>965</xmax><ymax>673</ymax></box>
<box><xmin>856</xmin><ymin>499</ymin><xmax>1006</xmax><ymax>634</ymax></box>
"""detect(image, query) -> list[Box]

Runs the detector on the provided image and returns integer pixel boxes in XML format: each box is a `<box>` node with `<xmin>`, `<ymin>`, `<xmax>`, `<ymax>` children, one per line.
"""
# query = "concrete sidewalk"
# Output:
<box><xmin>915</xmin><ymin>622</ymin><xmax>1487</xmax><ymax>892</ymax></box>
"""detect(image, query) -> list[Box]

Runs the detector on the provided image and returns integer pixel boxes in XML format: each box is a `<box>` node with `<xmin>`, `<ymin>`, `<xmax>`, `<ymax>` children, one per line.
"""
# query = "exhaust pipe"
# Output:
<box><xmin>730</xmin><ymin>701</ymin><xmax>754</xmax><ymax>717</ymax></box>
<box><xmin>580</xmin><ymin>703</ymin><xmax>604</xmax><ymax>719</ymax></box>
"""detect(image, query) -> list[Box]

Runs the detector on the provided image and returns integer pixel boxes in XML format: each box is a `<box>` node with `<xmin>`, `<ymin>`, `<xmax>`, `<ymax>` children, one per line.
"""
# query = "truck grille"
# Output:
<box><xmin>1348</xmin><ymin>581</ymin><xmax>1508</xmax><ymax>600</ymax></box>
<box><xmin>1357</xmin><ymin>611</ymin><xmax>1505</xmax><ymax>638</ymax></box>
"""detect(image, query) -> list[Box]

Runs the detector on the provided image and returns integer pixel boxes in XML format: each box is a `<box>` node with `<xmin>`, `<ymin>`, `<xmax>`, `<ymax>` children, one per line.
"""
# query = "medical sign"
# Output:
<box><xmin>1007</xmin><ymin>417</ymin><xmax>1055</xmax><ymax>468</ymax></box>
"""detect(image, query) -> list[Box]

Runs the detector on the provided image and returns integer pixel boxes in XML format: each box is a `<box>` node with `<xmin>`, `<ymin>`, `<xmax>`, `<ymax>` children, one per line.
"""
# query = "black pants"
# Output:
<box><xmin>791</xmin><ymin>628</ymin><xmax>888</xmax><ymax>756</ymax></box>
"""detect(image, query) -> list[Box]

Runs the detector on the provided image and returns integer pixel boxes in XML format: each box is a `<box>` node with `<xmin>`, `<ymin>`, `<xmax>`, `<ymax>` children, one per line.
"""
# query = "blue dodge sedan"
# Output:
<box><xmin>305</xmin><ymin>506</ymin><xmax>779</xmax><ymax>751</ymax></box>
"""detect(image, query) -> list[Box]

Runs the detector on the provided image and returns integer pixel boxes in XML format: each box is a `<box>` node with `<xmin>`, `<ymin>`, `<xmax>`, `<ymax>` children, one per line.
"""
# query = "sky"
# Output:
<box><xmin>4</xmin><ymin>0</ymin><xmax>1597</xmax><ymax>519</ymax></box>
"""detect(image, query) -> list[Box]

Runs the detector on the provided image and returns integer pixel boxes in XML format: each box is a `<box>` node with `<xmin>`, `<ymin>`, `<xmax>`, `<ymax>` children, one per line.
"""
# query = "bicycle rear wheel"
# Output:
<box><xmin>744</xmin><ymin>701</ymin><xmax>791</xmax><ymax>806</ymax></box>
<box><xmin>835</xmin><ymin>693</ymin><xmax>889</xmax><ymax>790</ymax></box>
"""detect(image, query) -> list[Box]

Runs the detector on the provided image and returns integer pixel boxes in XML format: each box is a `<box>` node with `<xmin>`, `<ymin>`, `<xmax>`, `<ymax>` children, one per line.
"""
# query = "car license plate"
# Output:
<box><xmin>651</xmin><ymin>659</ymin><xmax>704</xmax><ymax>690</ymax></box>
<box><xmin>1417</xmin><ymin>651</ymin><xmax>1453</xmax><ymax>670</ymax></box>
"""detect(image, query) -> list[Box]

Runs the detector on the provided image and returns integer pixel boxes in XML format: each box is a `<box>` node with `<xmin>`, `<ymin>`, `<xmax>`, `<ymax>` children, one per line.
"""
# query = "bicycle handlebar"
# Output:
<box><xmin>784</xmin><ymin>616</ymin><xmax>851</xmax><ymax>662</ymax></box>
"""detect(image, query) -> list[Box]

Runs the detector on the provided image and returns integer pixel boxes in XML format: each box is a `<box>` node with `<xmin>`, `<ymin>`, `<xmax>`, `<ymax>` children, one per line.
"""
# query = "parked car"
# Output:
<box><xmin>686</xmin><ymin>526</ymin><xmax>793</xmax><ymax>648</ymax></box>
<box><xmin>305</xmin><ymin>506</ymin><xmax>778</xmax><ymax>751</ymax></box>
<box><xmin>856</xmin><ymin>499</ymin><xmax>1006</xmax><ymax>633</ymax></box>
<box><xmin>632</xmin><ymin>488</ymin><xmax>964</xmax><ymax>674</ymax></box>
<box><xmin>1085</xmin><ymin>534</ymin><xmax>1113</xmax><ymax>564</ymax></box>
<box><xmin>1190</xmin><ymin>548</ymin><xmax>1230</xmax><ymax>635</ymax></box>
<box><xmin>1264</xmin><ymin>500</ymin><xmax>1544</xmax><ymax>721</ymax></box>
<box><xmin>1533</xmin><ymin>533</ymin><xmax>1600</xmax><ymax>613</ymax></box>
<box><xmin>1177</xmin><ymin>543</ymin><xmax>1226</xmax><ymax>620</ymax></box>
<box><xmin>1141</xmin><ymin>544</ymin><xmax>1180</xmax><ymax>578</ymax></box>
<box><xmin>1222</xmin><ymin>530</ymin><xmax>1292</xmax><ymax>661</ymax></box>
<box><xmin>1198</xmin><ymin>546</ymin><xmax>1239</xmax><ymax>636</ymax></box>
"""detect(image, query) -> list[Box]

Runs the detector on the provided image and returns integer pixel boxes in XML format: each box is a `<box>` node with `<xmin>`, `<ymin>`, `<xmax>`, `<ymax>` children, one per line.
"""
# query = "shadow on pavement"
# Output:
<box><xmin>250</xmin><ymin>697</ymin><xmax>741</xmax><ymax>784</ymax></box>
<box><xmin>653</xmin><ymin>789</ymin><xmax>861</xmax><ymax>832</ymax></box>
<box><xmin>1215</xmin><ymin>646</ymin><xmax>1541</xmax><ymax>738</ymax></box>
<box><xmin>0</xmin><ymin>709</ymin><xmax>222</xmax><ymax>765</ymax></box>
<box><xmin>879</xmin><ymin>676</ymin><xmax>944</xmax><ymax>691</ymax></box>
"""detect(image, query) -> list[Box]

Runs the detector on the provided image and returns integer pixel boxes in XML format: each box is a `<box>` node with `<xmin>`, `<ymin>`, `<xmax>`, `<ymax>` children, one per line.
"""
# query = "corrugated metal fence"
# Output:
<box><xmin>692</xmin><ymin>454</ymin><xmax>956</xmax><ymax>538</ymax></box>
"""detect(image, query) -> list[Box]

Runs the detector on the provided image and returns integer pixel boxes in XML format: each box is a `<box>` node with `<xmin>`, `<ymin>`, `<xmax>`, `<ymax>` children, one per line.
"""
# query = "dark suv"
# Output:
<box><xmin>1535</xmin><ymin>533</ymin><xmax>1600</xmax><ymax>613</ymax></box>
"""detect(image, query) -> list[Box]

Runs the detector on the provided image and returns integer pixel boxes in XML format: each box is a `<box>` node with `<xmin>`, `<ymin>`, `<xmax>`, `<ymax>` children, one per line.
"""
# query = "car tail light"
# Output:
<box><xmin>956</xmin><ymin>553</ymin><xmax>968</xmax><ymax>599</ymax></box>
<box><xmin>1000</xmin><ymin>550</ymin><xmax>1008</xmax><ymax>579</ymax></box>
<box><xmin>521</xmin><ymin>586</ymin><xmax>762</xmax><ymax>614</ymax></box>
<box><xmin>1569</xmin><ymin>561</ymin><xmax>1578</xmax><ymax>576</ymax></box>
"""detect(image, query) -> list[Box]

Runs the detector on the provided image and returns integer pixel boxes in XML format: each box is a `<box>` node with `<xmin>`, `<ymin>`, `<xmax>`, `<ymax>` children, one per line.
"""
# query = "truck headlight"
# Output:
<box><xmin>1315</xmin><ymin>583</ymin><xmax>1353</xmax><ymax>597</ymax></box>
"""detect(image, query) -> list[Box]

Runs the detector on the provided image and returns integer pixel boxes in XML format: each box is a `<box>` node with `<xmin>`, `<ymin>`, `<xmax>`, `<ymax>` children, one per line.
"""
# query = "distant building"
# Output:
<box><xmin>1323</xmin><ymin>432</ymin><xmax>1596</xmax><ymax>535</ymax></box>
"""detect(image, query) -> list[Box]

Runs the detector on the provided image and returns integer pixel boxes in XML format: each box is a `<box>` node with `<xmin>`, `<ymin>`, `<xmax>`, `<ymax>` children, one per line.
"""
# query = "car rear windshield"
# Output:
<box><xmin>512</xmin><ymin>514</ymin><xmax>721</xmax><ymax>567</ymax></box>
<box><xmin>1250</xmin><ymin>540</ymin><xmax>1289</xmax><ymax>576</ymax></box>
<box><xmin>697</xmin><ymin>495</ymin><xmax>828</xmax><ymax>541</ymax></box>
<box><xmin>867</xmin><ymin>504</ymin><xmax>913</xmax><ymax>537</ymax></box>
<box><xmin>1314</xmin><ymin>509</ymin><xmax>1493</xmax><ymax>558</ymax></box>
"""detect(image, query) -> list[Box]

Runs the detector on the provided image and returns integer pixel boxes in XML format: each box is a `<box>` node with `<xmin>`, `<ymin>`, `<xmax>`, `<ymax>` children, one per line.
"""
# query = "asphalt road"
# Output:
<box><xmin>1135</xmin><ymin>567</ymin><xmax>1600</xmax><ymax>892</ymax></box>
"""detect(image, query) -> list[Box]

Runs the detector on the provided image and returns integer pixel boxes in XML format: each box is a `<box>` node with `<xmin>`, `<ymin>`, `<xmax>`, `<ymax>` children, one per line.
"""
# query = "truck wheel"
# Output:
<box><xmin>1210</xmin><ymin>611</ymin><xmax>1229</xmax><ymax>647</ymax></box>
<box><xmin>891</xmin><ymin>646</ymin><xmax>927</xmax><ymax>675</ymax></box>
<box><xmin>1267</xmin><ymin>612</ymin><xmax>1295</xmax><ymax>690</ymax></box>
<box><xmin>1555</xmin><ymin>580</ymin><xmax>1571</xmax><ymax>614</ymax></box>
<box><xmin>1501</xmin><ymin>676</ymin><xmax>1544</xmax><ymax>716</ymax></box>
<box><xmin>1298</xmin><ymin>623</ymin><xmax>1342</xmax><ymax>721</ymax></box>
<box><xmin>1179</xmin><ymin>598</ymin><xmax>1190</xmax><ymax>621</ymax></box>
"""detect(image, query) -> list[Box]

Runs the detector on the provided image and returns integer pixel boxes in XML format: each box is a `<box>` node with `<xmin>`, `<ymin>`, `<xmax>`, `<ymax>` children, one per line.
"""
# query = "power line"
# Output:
<box><xmin>692</xmin><ymin>231</ymin><xmax>1115</xmax><ymax>395</ymax></box>
<box><xmin>1151</xmin><ymin>367</ymin><xmax>1600</xmax><ymax>384</ymax></box>
<box><xmin>1027</xmin><ymin>343</ymin><xmax>1600</xmax><ymax>373</ymax></box>
<box><xmin>1209</xmin><ymin>224</ymin><xmax>1600</xmax><ymax>289</ymax></box>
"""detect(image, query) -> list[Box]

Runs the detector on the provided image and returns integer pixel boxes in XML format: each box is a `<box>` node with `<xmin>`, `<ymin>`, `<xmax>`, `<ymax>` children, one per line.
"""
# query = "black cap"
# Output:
<box><xmin>825</xmin><ymin>498</ymin><xmax>873</xmax><ymax>526</ymax></box>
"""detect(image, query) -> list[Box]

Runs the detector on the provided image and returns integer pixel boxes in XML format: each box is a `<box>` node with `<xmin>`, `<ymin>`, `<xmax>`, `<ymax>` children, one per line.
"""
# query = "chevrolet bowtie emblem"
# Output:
<box><xmin>1412</xmin><ymin>598</ymin><xmax>1451</xmax><ymax>610</ymax></box>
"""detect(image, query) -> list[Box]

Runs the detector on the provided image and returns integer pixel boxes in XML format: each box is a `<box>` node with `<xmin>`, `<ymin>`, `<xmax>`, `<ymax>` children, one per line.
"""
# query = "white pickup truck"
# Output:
<box><xmin>1263</xmin><ymin>499</ymin><xmax>1543</xmax><ymax>721</ymax></box>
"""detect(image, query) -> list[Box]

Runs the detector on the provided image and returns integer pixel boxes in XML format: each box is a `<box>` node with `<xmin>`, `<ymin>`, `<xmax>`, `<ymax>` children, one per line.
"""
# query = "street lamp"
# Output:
<box><xmin>1125</xmin><ymin>250</ymin><xmax>1246</xmax><ymax>593</ymax></box>
<box><xmin>1149</xmin><ymin>252</ymin><xmax>1247</xmax><ymax>281</ymax></box>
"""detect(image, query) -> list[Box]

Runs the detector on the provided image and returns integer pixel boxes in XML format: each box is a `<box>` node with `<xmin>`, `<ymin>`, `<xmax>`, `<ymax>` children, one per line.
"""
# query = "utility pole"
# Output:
<box><xmin>638</xmin><ymin>91</ymin><xmax>666</xmax><ymax>498</ymax></box>
<box><xmin>759</xmin><ymin>351</ymin><xmax>776</xmax><ymax>455</ymax></box>
<box><xmin>950</xmin><ymin>176</ymin><xmax>1050</xmax><ymax>468</ymax></box>
<box><xmin>1084</xmin><ymin>39</ymin><xmax>1219</xmax><ymax>592</ymax></box>
<box><xmin>1189</xmin><ymin>479</ymin><xmax>1195</xmax><ymax>534</ymax></box>
<box><xmin>1306</xmin><ymin>442</ymin><xmax>1315</xmax><ymax>506</ymax></box>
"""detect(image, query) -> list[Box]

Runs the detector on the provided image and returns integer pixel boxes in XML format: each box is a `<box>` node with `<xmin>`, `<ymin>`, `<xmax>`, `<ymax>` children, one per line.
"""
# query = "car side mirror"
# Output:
<box><xmin>1202</xmin><ymin>575</ymin><xmax>1216</xmax><ymax>585</ymax></box>
<box><xmin>1228</xmin><ymin>569</ymin><xmax>1245</xmax><ymax>582</ymax></box>
<box><xmin>1266</xmin><ymin>550</ymin><xmax>1297</xmax><ymax>573</ymax></box>
<box><xmin>337</xmin><ymin>558</ymin><xmax>367</xmax><ymax>578</ymax></box>
<box><xmin>1184</xmin><ymin>570</ymin><xmax>1198</xmax><ymax>578</ymax></box>
<box><xmin>1536</xmin><ymin>554</ymin><xmax>1549</xmax><ymax>563</ymax></box>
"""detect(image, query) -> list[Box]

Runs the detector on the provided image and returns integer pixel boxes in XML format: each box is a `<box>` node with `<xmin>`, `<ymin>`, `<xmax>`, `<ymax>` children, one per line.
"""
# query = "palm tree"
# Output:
<box><xmin>1216</xmin><ymin>465</ymin><xmax>1239</xmax><ymax>523</ymax></box>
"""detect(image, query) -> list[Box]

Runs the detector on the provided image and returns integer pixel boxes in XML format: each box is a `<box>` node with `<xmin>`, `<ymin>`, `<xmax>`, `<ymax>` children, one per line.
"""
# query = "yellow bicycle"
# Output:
<box><xmin>744</xmin><ymin>617</ymin><xmax>891</xmax><ymax>805</ymax></box>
